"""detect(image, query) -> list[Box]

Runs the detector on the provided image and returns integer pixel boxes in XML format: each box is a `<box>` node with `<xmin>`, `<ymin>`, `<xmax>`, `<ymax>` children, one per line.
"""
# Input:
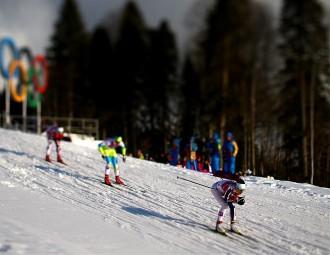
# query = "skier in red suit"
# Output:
<box><xmin>45</xmin><ymin>125</ymin><xmax>65</xmax><ymax>164</ymax></box>
<box><xmin>211</xmin><ymin>178</ymin><xmax>246</xmax><ymax>234</ymax></box>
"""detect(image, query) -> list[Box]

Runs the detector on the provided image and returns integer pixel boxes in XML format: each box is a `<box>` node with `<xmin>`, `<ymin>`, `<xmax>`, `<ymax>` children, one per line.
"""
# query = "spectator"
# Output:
<box><xmin>197</xmin><ymin>155</ymin><xmax>211</xmax><ymax>173</ymax></box>
<box><xmin>222</xmin><ymin>131</ymin><xmax>239</xmax><ymax>177</ymax></box>
<box><xmin>209</xmin><ymin>132</ymin><xmax>222</xmax><ymax>175</ymax></box>
<box><xmin>186</xmin><ymin>136</ymin><xmax>198</xmax><ymax>170</ymax></box>
<box><xmin>137</xmin><ymin>149</ymin><xmax>144</xmax><ymax>160</ymax></box>
<box><xmin>169</xmin><ymin>142</ymin><xmax>180</xmax><ymax>166</ymax></box>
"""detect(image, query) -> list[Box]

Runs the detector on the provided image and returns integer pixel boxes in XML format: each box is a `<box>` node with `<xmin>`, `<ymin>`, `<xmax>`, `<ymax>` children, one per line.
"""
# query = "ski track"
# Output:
<box><xmin>0</xmin><ymin>129</ymin><xmax>330</xmax><ymax>255</ymax></box>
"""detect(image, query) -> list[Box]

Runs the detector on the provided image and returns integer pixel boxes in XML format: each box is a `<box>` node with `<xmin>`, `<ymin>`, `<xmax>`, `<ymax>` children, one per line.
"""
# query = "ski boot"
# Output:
<box><xmin>230</xmin><ymin>221</ymin><xmax>242</xmax><ymax>235</ymax></box>
<box><xmin>45</xmin><ymin>155</ymin><xmax>52</xmax><ymax>163</ymax></box>
<box><xmin>115</xmin><ymin>176</ymin><xmax>125</xmax><ymax>185</ymax></box>
<box><xmin>215</xmin><ymin>221</ymin><xmax>227</xmax><ymax>235</ymax></box>
<box><xmin>57</xmin><ymin>156</ymin><xmax>66</xmax><ymax>164</ymax></box>
<box><xmin>104</xmin><ymin>175</ymin><xmax>112</xmax><ymax>186</ymax></box>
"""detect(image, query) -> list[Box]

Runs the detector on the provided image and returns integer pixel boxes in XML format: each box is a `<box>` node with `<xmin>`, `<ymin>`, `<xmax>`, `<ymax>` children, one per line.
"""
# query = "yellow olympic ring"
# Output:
<box><xmin>9</xmin><ymin>60</ymin><xmax>28</xmax><ymax>102</ymax></box>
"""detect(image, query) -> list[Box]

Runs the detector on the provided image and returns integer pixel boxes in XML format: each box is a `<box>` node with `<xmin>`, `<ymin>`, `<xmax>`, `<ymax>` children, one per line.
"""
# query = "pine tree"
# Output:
<box><xmin>46</xmin><ymin>0</ymin><xmax>89</xmax><ymax>117</ymax></box>
<box><xmin>147</xmin><ymin>21</ymin><xmax>180</xmax><ymax>155</ymax></box>
<box><xmin>198</xmin><ymin>0</ymin><xmax>256</xmax><ymax>169</ymax></box>
<box><xmin>114</xmin><ymin>1</ymin><xmax>150</xmax><ymax>152</ymax></box>
<box><xmin>149</xmin><ymin>21</ymin><xmax>179</xmax><ymax>134</ymax></box>
<box><xmin>88</xmin><ymin>26</ymin><xmax>114</xmax><ymax>136</ymax></box>
<box><xmin>181</xmin><ymin>55</ymin><xmax>200</xmax><ymax>139</ymax></box>
<box><xmin>278</xmin><ymin>0</ymin><xmax>330</xmax><ymax>184</ymax></box>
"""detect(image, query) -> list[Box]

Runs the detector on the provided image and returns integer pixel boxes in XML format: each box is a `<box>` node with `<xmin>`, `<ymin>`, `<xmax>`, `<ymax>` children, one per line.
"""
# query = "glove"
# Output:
<box><xmin>122</xmin><ymin>156</ymin><xmax>126</xmax><ymax>163</ymax></box>
<box><xmin>237</xmin><ymin>197</ymin><xmax>245</xmax><ymax>205</ymax></box>
<box><xmin>101</xmin><ymin>155</ymin><xmax>105</xmax><ymax>159</ymax></box>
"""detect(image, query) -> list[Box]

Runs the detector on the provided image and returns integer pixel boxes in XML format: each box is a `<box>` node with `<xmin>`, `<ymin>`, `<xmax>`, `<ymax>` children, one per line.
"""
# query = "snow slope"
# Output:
<box><xmin>0</xmin><ymin>128</ymin><xmax>329</xmax><ymax>255</ymax></box>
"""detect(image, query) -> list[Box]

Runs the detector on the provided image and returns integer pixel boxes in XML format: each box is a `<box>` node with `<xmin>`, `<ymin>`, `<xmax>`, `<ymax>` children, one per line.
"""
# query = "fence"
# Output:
<box><xmin>0</xmin><ymin>114</ymin><xmax>99</xmax><ymax>139</ymax></box>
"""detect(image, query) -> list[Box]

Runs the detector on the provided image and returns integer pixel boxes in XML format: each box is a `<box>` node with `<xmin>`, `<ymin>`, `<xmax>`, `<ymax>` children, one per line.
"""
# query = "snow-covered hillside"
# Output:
<box><xmin>0</xmin><ymin>129</ymin><xmax>329</xmax><ymax>255</ymax></box>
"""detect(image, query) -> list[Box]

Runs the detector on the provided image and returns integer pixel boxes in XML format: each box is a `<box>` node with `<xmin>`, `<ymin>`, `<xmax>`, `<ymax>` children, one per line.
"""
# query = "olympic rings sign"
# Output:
<box><xmin>0</xmin><ymin>37</ymin><xmax>48</xmax><ymax>107</ymax></box>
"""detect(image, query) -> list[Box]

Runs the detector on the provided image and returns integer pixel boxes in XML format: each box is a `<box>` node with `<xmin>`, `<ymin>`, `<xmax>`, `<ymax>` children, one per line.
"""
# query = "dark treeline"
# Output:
<box><xmin>44</xmin><ymin>0</ymin><xmax>330</xmax><ymax>187</ymax></box>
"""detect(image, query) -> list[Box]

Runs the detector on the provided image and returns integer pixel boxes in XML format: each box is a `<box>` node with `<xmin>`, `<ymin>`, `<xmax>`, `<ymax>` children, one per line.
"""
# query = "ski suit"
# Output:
<box><xmin>211</xmin><ymin>179</ymin><xmax>243</xmax><ymax>224</ymax></box>
<box><xmin>45</xmin><ymin>125</ymin><xmax>64</xmax><ymax>162</ymax></box>
<box><xmin>98</xmin><ymin>138</ymin><xmax>126</xmax><ymax>178</ymax></box>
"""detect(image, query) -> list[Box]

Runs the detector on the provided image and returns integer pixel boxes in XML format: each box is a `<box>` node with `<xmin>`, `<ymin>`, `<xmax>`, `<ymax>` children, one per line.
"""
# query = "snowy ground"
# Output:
<box><xmin>0</xmin><ymin>128</ymin><xmax>329</xmax><ymax>255</ymax></box>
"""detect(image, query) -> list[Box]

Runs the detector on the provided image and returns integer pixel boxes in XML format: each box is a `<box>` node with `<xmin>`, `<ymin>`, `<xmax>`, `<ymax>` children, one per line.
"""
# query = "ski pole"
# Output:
<box><xmin>177</xmin><ymin>176</ymin><xmax>214</xmax><ymax>189</ymax></box>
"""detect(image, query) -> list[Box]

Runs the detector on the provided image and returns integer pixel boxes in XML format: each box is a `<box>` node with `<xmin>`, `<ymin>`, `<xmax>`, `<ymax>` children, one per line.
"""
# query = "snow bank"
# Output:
<box><xmin>0</xmin><ymin>128</ymin><xmax>329</xmax><ymax>255</ymax></box>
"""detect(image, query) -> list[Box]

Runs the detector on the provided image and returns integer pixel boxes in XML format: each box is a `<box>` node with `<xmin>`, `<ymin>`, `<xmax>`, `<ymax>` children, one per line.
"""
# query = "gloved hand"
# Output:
<box><xmin>237</xmin><ymin>197</ymin><xmax>245</xmax><ymax>205</ymax></box>
<box><xmin>101</xmin><ymin>155</ymin><xmax>105</xmax><ymax>159</ymax></box>
<box><xmin>122</xmin><ymin>156</ymin><xmax>126</xmax><ymax>163</ymax></box>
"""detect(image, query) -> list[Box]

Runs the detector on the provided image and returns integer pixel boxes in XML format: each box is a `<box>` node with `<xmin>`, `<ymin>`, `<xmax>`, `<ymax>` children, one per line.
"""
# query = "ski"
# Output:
<box><xmin>208</xmin><ymin>226</ymin><xmax>249</xmax><ymax>238</ymax></box>
<box><xmin>208</xmin><ymin>227</ymin><xmax>228</xmax><ymax>236</ymax></box>
<box><xmin>100</xmin><ymin>181</ymin><xmax>122</xmax><ymax>190</ymax></box>
<box><xmin>44</xmin><ymin>159</ymin><xmax>68</xmax><ymax>167</ymax></box>
<box><xmin>228</xmin><ymin>228</ymin><xmax>244</xmax><ymax>236</ymax></box>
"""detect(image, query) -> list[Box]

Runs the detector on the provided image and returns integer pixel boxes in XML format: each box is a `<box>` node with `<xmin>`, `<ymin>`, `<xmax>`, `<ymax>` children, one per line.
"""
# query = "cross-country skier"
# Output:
<box><xmin>211</xmin><ymin>178</ymin><xmax>246</xmax><ymax>234</ymax></box>
<box><xmin>45</xmin><ymin>124</ymin><xmax>65</xmax><ymax>164</ymax></box>
<box><xmin>98</xmin><ymin>136</ymin><xmax>126</xmax><ymax>186</ymax></box>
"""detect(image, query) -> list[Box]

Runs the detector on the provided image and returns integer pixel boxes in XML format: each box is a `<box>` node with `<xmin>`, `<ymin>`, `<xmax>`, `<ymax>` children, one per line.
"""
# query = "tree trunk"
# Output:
<box><xmin>240</xmin><ymin>79</ymin><xmax>249</xmax><ymax>173</ymax></box>
<box><xmin>244</xmin><ymin>119</ymin><xmax>248</xmax><ymax>172</ymax></box>
<box><xmin>326</xmin><ymin>146</ymin><xmax>330</xmax><ymax>187</ymax></box>
<box><xmin>220</xmin><ymin>67</ymin><xmax>229</xmax><ymax>141</ymax></box>
<box><xmin>221</xmin><ymin>38</ymin><xmax>230</xmax><ymax>142</ymax></box>
<box><xmin>300</xmin><ymin>71</ymin><xmax>308</xmax><ymax>179</ymax></box>
<box><xmin>251</xmin><ymin>66</ymin><xmax>257</xmax><ymax>175</ymax></box>
<box><xmin>310</xmin><ymin>64</ymin><xmax>315</xmax><ymax>184</ymax></box>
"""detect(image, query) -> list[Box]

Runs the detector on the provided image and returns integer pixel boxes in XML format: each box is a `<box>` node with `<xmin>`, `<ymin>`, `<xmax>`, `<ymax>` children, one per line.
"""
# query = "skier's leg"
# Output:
<box><xmin>111</xmin><ymin>157</ymin><xmax>119</xmax><ymax>176</ymax></box>
<box><xmin>228</xmin><ymin>202</ymin><xmax>241</xmax><ymax>232</ymax></box>
<box><xmin>104</xmin><ymin>157</ymin><xmax>112</xmax><ymax>185</ymax></box>
<box><xmin>211</xmin><ymin>187</ymin><xmax>229</xmax><ymax>231</ymax></box>
<box><xmin>45</xmin><ymin>140</ymin><xmax>53</xmax><ymax>161</ymax></box>
<box><xmin>55</xmin><ymin>140</ymin><xmax>64</xmax><ymax>163</ymax></box>
<box><xmin>228</xmin><ymin>202</ymin><xmax>236</xmax><ymax>222</ymax></box>
<box><xmin>105</xmin><ymin>165</ymin><xmax>111</xmax><ymax>176</ymax></box>
<box><xmin>112</xmin><ymin>157</ymin><xmax>124</xmax><ymax>185</ymax></box>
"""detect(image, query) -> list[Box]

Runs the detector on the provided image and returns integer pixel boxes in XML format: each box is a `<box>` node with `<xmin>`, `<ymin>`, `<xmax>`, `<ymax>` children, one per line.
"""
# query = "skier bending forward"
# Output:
<box><xmin>45</xmin><ymin>125</ymin><xmax>65</xmax><ymax>164</ymax></box>
<box><xmin>98</xmin><ymin>137</ymin><xmax>126</xmax><ymax>186</ymax></box>
<box><xmin>211</xmin><ymin>178</ymin><xmax>246</xmax><ymax>234</ymax></box>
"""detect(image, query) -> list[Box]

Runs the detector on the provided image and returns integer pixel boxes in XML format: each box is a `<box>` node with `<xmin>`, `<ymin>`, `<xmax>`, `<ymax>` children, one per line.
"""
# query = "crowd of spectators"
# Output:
<box><xmin>134</xmin><ymin>132</ymin><xmax>240</xmax><ymax>178</ymax></box>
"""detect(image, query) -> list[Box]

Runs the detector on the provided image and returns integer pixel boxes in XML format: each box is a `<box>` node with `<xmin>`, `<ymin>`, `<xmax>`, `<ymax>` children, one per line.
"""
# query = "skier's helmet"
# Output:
<box><xmin>104</xmin><ymin>138</ymin><xmax>115</xmax><ymax>147</ymax></box>
<box><xmin>116</xmin><ymin>136</ymin><xmax>123</xmax><ymax>143</ymax></box>
<box><xmin>57</xmin><ymin>127</ymin><xmax>64</xmax><ymax>133</ymax></box>
<box><xmin>235</xmin><ymin>179</ymin><xmax>246</xmax><ymax>194</ymax></box>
